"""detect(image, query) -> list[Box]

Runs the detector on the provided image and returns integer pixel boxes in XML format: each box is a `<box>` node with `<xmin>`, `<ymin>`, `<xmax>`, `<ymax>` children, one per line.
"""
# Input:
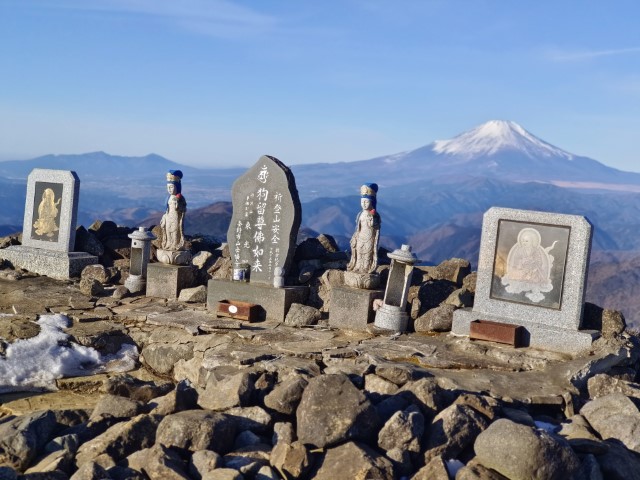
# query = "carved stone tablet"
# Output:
<box><xmin>227</xmin><ymin>156</ymin><xmax>301</xmax><ymax>285</ymax></box>
<box><xmin>22</xmin><ymin>169</ymin><xmax>80</xmax><ymax>252</ymax></box>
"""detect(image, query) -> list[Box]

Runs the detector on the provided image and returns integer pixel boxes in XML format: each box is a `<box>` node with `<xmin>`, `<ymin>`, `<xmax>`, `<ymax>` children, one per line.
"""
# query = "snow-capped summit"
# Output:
<box><xmin>432</xmin><ymin>120</ymin><xmax>574</xmax><ymax>160</ymax></box>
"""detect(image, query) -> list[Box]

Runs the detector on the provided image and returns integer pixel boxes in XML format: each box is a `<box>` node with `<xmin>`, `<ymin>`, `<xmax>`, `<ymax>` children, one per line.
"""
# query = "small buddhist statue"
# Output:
<box><xmin>156</xmin><ymin>170</ymin><xmax>192</xmax><ymax>265</ymax></box>
<box><xmin>344</xmin><ymin>183</ymin><xmax>381</xmax><ymax>289</ymax></box>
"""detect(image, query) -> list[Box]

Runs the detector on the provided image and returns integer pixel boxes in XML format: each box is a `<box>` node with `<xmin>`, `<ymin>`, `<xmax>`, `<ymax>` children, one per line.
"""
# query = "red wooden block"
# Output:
<box><xmin>469</xmin><ymin>319</ymin><xmax>525</xmax><ymax>347</ymax></box>
<box><xmin>216</xmin><ymin>300</ymin><xmax>261</xmax><ymax>322</ymax></box>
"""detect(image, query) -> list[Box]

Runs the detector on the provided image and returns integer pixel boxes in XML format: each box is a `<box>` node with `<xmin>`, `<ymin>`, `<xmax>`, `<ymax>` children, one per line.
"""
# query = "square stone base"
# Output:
<box><xmin>207</xmin><ymin>279</ymin><xmax>308</xmax><ymax>322</ymax></box>
<box><xmin>0</xmin><ymin>245</ymin><xmax>98</xmax><ymax>280</ymax></box>
<box><xmin>329</xmin><ymin>285</ymin><xmax>384</xmax><ymax>331</ymax></box>
<box><xmin>452</xmin><ymin>308</ymin><xmax>599</xmax><ymax>355</ymax></box>
<box><xmin>146</xmin><ymin>263</ymin><xmax>194</xmax><ymax>299</ymax></box>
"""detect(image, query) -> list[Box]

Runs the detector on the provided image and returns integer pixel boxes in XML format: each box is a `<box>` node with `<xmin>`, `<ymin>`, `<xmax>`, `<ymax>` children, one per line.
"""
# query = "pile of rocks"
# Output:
<box><xmin>2</xmin><ymin>352</ymin><xmax>640</xmax><ymax>479</ymax></box>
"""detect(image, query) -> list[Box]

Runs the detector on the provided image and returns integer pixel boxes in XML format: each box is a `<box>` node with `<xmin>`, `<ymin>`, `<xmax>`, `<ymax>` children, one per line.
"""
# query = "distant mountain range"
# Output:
<box><xmin>1</xmin><ymin>120</ymin><xmax>640</xmax><ymax>325</ymax></box>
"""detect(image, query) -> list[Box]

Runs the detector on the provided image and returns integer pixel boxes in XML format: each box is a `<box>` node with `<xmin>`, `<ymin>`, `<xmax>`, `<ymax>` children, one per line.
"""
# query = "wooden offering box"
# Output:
<box><xmin>217</xmin><ymin>300</ymin><xmax>260</xmax><ymax>322</ymax></box>
<box><xmin>469</xmin><ymin>320</ymin><xmax>525</xmax><ymax>347</ymax></box>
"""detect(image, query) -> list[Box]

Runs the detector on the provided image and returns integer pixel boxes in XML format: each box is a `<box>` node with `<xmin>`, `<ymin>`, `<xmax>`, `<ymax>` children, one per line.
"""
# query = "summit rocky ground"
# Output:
<box><xmin>0</xmin><ymin>223</ymin><xmax>639</xmax><ymax>479</ymax></box>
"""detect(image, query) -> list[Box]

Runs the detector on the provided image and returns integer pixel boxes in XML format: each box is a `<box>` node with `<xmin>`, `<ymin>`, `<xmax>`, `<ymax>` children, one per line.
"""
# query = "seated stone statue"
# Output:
<box><xmin>345</xmin><ymin>183</ymin><xmax>381</xmax><ymax>289</ymax></box>
<box><xmin>156</xmin><ymin>170</ymin><xmax>192</xmax><ymax>265</ymax></box>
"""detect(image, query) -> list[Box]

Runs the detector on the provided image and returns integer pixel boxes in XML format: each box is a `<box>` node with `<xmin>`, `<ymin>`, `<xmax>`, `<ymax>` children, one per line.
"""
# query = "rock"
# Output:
<box><xmin>224</xmin><ymin>407</ymin><xmax>272</xmax><ymax>435</ymax></box>
<box><xmin>456</xmin><ymin>458</ymin><xmax>510</xmax><ymax>480</ymax></box>
<box><xmin>454</xmin><ymin>393</ymin><xmax>501</xmax><ymax>421</ymax></box>
<box><xmin>198</xmin><ymin>371</ymin><xmax>255</xmax><ymax>411</ymax></box>
<box><xmin>398</xmin><ymin>377</ymin><xmax>450</xmax><ymax>421</ymax></box>
<box><xmin>208</xmin><ymin>257</ymin><xmax>233</xmax><ymax>280</ymax></box>
<box><xmin>24</xmin><ymin>447</ymin><xmax>75</xmax><ymax>475</ymax></box>
<box><xmin>222</xmin><ymin>443</ymin><xmax>271</xmax><ymax>477</ymax></box>
<box><xmin>412</xmin><ymin>280</ymin><xmax>458</xmax><ymax>316</ymax></box>
<box><xmin>424</xmin><ymin>403</ymin><xmax>489</xmax><ymax>463</ymax></box>
<box><xmin>202</xmin><ymin>469</ymin><xmax>244</xmax><ymax>480</ymax></box>
<box><xmin>309</xmin><ymin>441</ymin><xmax>394</xmax><ymax>480</ymax></box>
<box><xmin>255</xmin><ymin>465</ymin><xmax>279</xmax><ymax>480</ymax></box>
<box><xmin>126</xmin><ymin>443</ymin><xmax>190</xmax><ymax>480</ymax></box>
<box><xmin>576</xmin><ymin>454</ymin><xmax>604</xmax><ymax>480</ymax></box>
<box><xmin>556</xmin><ymin>414</ymin><xmax>599</xmax><ymax>440</ymax></box>
<box><xmin>75</xmin><ymin>226</ymin><xmax>105</xmax><ymax>257</ymax></box>
<box><xmin>141</xmin><ymin>343</ymin><xmax>194</xmax><ymax>376</ymax></box>
<box><xmin>70</xmin><ymin>461</ymin><xmax>111</xmax><ymax>480</ymax></box>
<box><xmin>377</xmin><ymin>405</ymin><xmax>424</xmax><ymax>453</ymax></box>
<box><xmin>155</xmin><ymin>410</ymin><xmax>236</xmax><ymax>455</ymax></box>
<box><xmin>432</xmin><ymin>258</ymin><xmax>471</xmax><ymax>285</ymax></box>
<box><xmin>263</xmin><ymin>376</ymin><xmax>308</xmax><ymax>415</ymax></box>
<box><xmin>296</xmin><ymin>373</ymin><xmax>380</xmax><ymax>448</ymax></box>
<box><xmin>444</xmin><ymin>288</ymin><xmax>474</xmax><ymax>308</ymax></box>
<box><xmin>596</xmin><ymin>439</ymin><xmax>640</xmax><ymax>480</ymax></box>
<box><xmin>80</xmin><ymin>278</ymin><xmax>105</xmax><ymax>297</ymax></box>
<box><xmin>269</xmin><ymin>441</ymin><xmax>311</xmax><ymax>479</ymax></box>
<box><xmin>107</xmin><ymin>466</ymin><xmax>146</xmax><ymax>480</ymax></box>
<box><xmin>283</xmin><ymin>303</ymin><xmax>321</xmax><ymax>327</ymax></box>
<box><xmin>587</xmin><ymin>373</ymin><xmax>640</xmax><ymax>400</ymax></box>
<box><xmin>412</xmin><ymin>455</ymin><xmax>449</xmax><ymax>480</ymax></box>
<box><xmin>272</xmin><ymin>422</ymin><xmax>295</xmax><ymax>446</ymax></box>
<box><xmin>178</xmin><ymin>285</ymin><xmax>207</xmax><ymax>303</ymax></box>
<box><xmin>192</xmin><ymin>251</ymin><xmax>214</xmax><ymax>269</ymax></box>
<box><xmin>602</xmin><ymin>309</ymin><xmax>626</xmax><ymax>338</ymax></box>
<box><xmin>414</xmin><ymin>304</ymin><xmax>456</xmax><ymax>332</ymax></box>
<box><xmin>294</xmin><ymin>238</ymin><xmax>328</xmax><ymax>261</ymax></box>
<box><xmin>112</xmin><ymin>285</ymin><xmax>129</xmax><ymax>300</ymax></box>
<box><xmin>364</xmin><ymin>374</ymin><xmax>399</xmax><ymax>399</ymax></box>
<box><xmin>89</xmin><ymin>394</ymin><xmax>144</xmax><ymax>422</ymax></box>
<box><xmin>580</xmin><ymin>393</ymin><xmax>640</xmax><ymax>453</ymax></box>
<box><xmin>462</xmin><ymin>272</ymin><xmax>477</xmax><ymax>293</ymax></box>
<box><xmin>189</xmin><ymin>450</ymin><xmax>223</xmax><ymax>479</ymax></box>
<box><xmin>149</xmin><ymin>380</ymin><xmax>199</xmax><ymax>416</ymax></box>
<box><xmin>374</xmin><ymin>362</ymin><xmax>421</xmax><ymax>386</ymax></box>
<box><xmin>0</xmin><ymin>410</ymin><xmax>58</xmax><ymax>470</ymax></box>
<box><xmin>234</xmin><ymin>431</ymin><xmax>262</xmax><ymax>449</ymax></box>
<box><xmin>75</xmin><ymin>414</ymin><xmax>160</xmax><ymax>467</ymax></box>
<box><xmin>474</xmin><ymin>418</ymin><xmax>580</xmax><ymax>480</ymax></box>
<box><xmin>81</xmin><ymin>264</ymin><xmax>110</xmax><ymax>285</ymax></box>
<box><xmin>102</xmin><ymin>374</ymin><xmax>173</xmax><ymax>403</ymax></box>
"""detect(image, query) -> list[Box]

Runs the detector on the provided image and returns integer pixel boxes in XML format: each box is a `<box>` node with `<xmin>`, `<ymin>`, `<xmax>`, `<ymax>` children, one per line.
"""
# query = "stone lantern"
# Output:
<box><xmin>374</xmin><ymin>244</ymin><xmax>419</xmax><ymax>332</ymax></box>
<box><xmin>124</xmin><ymin>227</ymin><xmax>157</xmax><ymax>293</ymax></box>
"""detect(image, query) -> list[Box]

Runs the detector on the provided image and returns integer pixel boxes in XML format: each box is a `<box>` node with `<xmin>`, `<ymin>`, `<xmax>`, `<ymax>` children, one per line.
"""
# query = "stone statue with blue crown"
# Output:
<box><xmin>344</xmin><ymin>182</ymin><xmax>381</xmax><ymax>289</ymax></box>
<box><xmin>156</xmin><ymin>170</ymin><xmax>192</xmax><ymax>265</ymax></box>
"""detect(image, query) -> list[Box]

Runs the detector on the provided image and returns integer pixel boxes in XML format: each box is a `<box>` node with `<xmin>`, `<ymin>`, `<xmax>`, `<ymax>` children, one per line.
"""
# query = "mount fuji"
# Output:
<box><xmin>292</xmin><ymin>120</ymin><xmax>640</xmax><ymax>201</ymax></box>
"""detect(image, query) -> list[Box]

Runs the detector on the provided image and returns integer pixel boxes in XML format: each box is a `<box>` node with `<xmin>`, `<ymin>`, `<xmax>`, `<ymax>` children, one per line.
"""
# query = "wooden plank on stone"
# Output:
<box><xmin>470</xmin><ymin>319</ymin><xmax>524</xmax><ymax>347</ymax></box>
<box><xmin>216</xmin><ymin>300</ymin><xmax>260</xmax><ymax>322</ymax></box>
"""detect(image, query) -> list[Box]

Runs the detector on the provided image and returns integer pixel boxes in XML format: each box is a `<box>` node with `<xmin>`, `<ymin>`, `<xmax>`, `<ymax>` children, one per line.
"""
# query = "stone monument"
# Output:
<box><xmin>374</xmin><ymin>244</ymin><xmax>419</xmax><ymax>332</ymax></box>
<box><xmin>207</xmin><ymin>156</ymin><xmax>308</xmax><ymax>321</ymax></box>
<box><xmin>124</xmin><ymin>227</ymin><xmax>156</xmax><ymax>293</ymax></box>
<box><xmin>0</xmin><ymin>169</ymin><xmax>98</xmax><ymax>279</ymax></box>
<box><xmin>330</xmin><ymin>183</ymin><xmax>384</xmax><ymax>330</ymax></box>
<box><xmin>147</xmin><ymin>170</ymin><xmax>194</xmax><ymax>299</ymax></box>
<box><xmin>451</xmin><ymin>207</ymin><xmax>597</xmax><ymax>354</ymax></box>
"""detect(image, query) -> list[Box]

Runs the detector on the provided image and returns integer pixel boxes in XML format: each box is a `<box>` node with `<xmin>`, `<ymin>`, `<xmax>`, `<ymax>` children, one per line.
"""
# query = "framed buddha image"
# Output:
<box><xmin>490</xmin><ymin>220</ymin><xmax>570</xmax><ymax>310</ymax></box>
<box><xmin>30</xmin><ymin>181</ymin><xmax>64</xmax><ymax>243</ymax></box>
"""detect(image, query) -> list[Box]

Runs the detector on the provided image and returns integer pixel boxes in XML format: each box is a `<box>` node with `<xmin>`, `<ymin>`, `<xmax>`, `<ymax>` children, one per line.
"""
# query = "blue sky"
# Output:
<box><xmin>1</xmin><ymin>0</ymin><xmax>639</xmax><ymax>170</ymax></box>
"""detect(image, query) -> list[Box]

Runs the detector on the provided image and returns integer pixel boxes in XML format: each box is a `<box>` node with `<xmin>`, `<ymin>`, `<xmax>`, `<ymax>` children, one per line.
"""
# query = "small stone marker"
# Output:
<box><xmin>0</xmin><ymin>169</ymin><xmax>97</xmax><ymax>279</ymax></box>
<box><xmin>452</xmin><ymin>207</ymin><xmax>596</xmax><ymax>354</ymax></box>
<box><xmin>227</xmin><ymin>155</ymin><xmax>301</xmax><ymax>285</ymax></box>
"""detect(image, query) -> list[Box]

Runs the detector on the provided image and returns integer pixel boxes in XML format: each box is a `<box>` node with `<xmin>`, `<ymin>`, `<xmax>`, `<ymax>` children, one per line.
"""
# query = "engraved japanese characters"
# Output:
<box><xmin>157</xmin><ymin>170</ymin><xmax>192</xmax><ymax>265</ymax></box>
<box><xmin>344</xmin><ymin>183</ymin><xmax>381</xmax><ymax>289</ymax></box>
<box><xmin>226</xmin><ymin>155</ymin><xmax>302</xmax><ymax>285</ymax></box>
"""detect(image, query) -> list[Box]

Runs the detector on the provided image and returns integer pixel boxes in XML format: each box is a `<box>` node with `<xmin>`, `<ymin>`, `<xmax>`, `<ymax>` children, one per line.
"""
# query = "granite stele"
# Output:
<box><xmin>0</xmin><ymin>169</ymin><xmax>97</xmax><ymax>279</ymax></box>
<box><xmin>452</xmin><ymin>207</ymin><xmax>597</xmax><ymax>354</ymax></box>
<box><xmin>207</xmin><ymin>156</ymin><xmax>307</xmax><ymax>321</ymax></box>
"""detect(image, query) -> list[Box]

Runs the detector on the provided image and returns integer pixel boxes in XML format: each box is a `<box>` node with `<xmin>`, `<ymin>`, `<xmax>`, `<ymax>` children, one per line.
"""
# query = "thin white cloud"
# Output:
<box><xmin>26</xmin><ymin>0</ymin><xmax>279</xmax><ymax>39</ymax></box>
<box><xmin>547</xmin><ymin>46</ymin><xmax>640</xmax><ymax>62</ymax></box>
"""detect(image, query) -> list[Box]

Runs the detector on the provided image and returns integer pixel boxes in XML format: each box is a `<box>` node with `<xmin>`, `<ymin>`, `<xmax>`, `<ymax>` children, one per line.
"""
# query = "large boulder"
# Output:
<box><xmin>0</xmin><ymin>410</ymin><xmax>58</xmax><ymax>470</ymax></box>
<box><xmin>296</xmin><ymin>373</ymin><xmax>380</xmax><ymax>448</ymax></box>
<box><xmin>309</xmin><ymin>441</ymin><xmax>394</xmax><ymax>480</ymax></box>
<box><xmin>580</xmin><ymin>393</ymin><xmax>640</xmax><ymax>453</ymax></box>
<box><xmin>474</xmin><ymin>418</ymin><xmax>580</xmax><ymax>480</ymax></box>
<box><xmin>155</xmin><ymin>410</ymin><xmax>236</xmax><ymax>455</ymax></box>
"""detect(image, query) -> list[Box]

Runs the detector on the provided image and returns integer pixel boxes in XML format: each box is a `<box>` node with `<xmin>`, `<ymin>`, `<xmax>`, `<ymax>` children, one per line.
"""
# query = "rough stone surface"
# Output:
<box><xmin>81</xmin><ymin>264</ymin><xmax>110</xmax><ymax>285</ymax></box>
<box><xmin>178</xmin><ymin>285</ymin><xmax>207</xmax><ymax>303</ymax></box>
<box><xmin>377</xmin><ymin>405</ymin><xmax>424</xmax><ymax>453</ymax></box>
<box><xmin>155</xmin><ymin>410</ymin><xmax>236</xmax><ymax>454</ymax></box>
<box><xmin>269</xmin><ymin>441</ymin><xmax>310</xmax><ymax>479</ymax></box>
<box><xmin>89</xmin><ymin>394</ymin><xmax>144</xmax><ymax>421</ymax></box>
<box><xmin>414</xmin><ymin>304</ymin><xmax>456</xmax><ymax>332</ymax></box>
<box><xmin>296</xmin><ymin>373</ymin><xmax>380</xmax><ymax>448</ymax></box>
<box><xmin>189</xmin><ymin>450</ymin><xmax>223</xmax><ymax>479</ymax></box>
<box><xmin>0</xmin><ymin>410</ymin><xmax>57</xmax><ymax>470</ymax></box>
<box><xmin>310</xmin><ymin>441</ymin><xmax>394</xmax><ymax>480</ymax></box>
<box><xmin>580</xmin><ymin>393</ymin><xmax>640</xmax><ymax>453</ymax></box>
<box><xmin>602</xmin><ymin>309</ymin><xmax>626</xmax><ymax>338</ymax></box>
<box><xmin>198</xmin><ymin>372</ymin><xmax>255</xmax><ymax>411</ymax></box>
<box><xmin>283</xmin><ymin>303</ymin><xmax>321</xmax><ymax>327</ymax></box>
<box><xmin>79</xmin><ymin>278</ymin><xmax>105</xmax><ymax>297</ymax></box>
<box><xmin>474</xmin><ymin>418</ymin><xmax>581</xmax><ymax>480</ymax></box>
<box><xmin>412</xmin><ymin>455</ymin><xmax>450</xmax><ymax>480</ymax></box>
<box><xmin>263</xmin><ymin>376</ymin><xmax>308</xmax><ymax>415</ymax></box>
<box><xmin>126</xmin><ymin>443</ymin><xmax>190</xmax><ymax>480</ymax></box>
<box><xmin>587</xmin><ymin>373</ymin><xmax>640</xmax><ymax>400</ymax></box>
<box><xmin>329</xmin><ymin>285</ymin><xmax>383</xmax><ymax>330</ymax></box>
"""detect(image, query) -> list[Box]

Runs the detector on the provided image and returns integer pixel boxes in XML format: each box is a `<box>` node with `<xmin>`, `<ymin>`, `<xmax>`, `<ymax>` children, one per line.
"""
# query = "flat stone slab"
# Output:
<box><xmin>147</xmin><ymin>310</ymin><xmax>243</xmax><ymax>335</ymax></box>
<box><xmin>207</xmin><ymin>278</ymin><xmax>308</xmax><ymax>322</ymax></box>
<box><xmin>0</xmin><ymin>246</ymin><xmax>98</xmax><ymax>280</ymax></box>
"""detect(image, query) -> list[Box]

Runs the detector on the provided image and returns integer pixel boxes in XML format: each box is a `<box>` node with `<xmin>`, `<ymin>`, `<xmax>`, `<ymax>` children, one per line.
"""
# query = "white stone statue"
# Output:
<box><xmin>501</xmin><ymin>227</ymin><xmax>557</xmax><ymax>303</ymax></box>
<box><xmin>345</xmin><ymin>183</ymin><xmax>381</xmax><ymax>289</ymax></box>
<box><xmin>156</xmin><ymin>170</ymin><xmax>192</xmax><ymax>265</ymax></box>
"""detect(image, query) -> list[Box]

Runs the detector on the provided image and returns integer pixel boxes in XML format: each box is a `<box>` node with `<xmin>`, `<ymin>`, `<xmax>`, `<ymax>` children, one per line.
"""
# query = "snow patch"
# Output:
<box><xmin>0</xmin><ymin>314</ymin><xmax>138</xmax><ymax>393</ymax></box>
<box><xmin>433</xmin><ymin>120</ymin><xmax>574</xmax><ymax>160</ymax></box>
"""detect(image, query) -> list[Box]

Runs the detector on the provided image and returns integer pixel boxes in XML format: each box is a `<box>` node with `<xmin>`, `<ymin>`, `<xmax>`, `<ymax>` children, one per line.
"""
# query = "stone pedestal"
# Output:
<box><xmin>374</xmin><ymin>304</ymin><xmax>409</xmax><ymax>332</ymax></box>
<box><xmin>0</xmin><ymin>245</ymin><xmax>98</xmax><ymax>280</ymax></box>
<box><xmin>452</xmin><ymin>308</ymin><xmax>599</xmax><ymax>355</ymax></box>
<box><xmin>207</xmin><ymin>278</ymin><xmax>308</xmax><ymax>322</ymax></box>
<box><xmin>146</xmin><ymin>263</ymin><xmax>194</xmax><ymax>299</ymax></box>
<box><xmin>329</xmin><ymin>285</ymin><xmax>384</xmax><ymax>331</ymax></box>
